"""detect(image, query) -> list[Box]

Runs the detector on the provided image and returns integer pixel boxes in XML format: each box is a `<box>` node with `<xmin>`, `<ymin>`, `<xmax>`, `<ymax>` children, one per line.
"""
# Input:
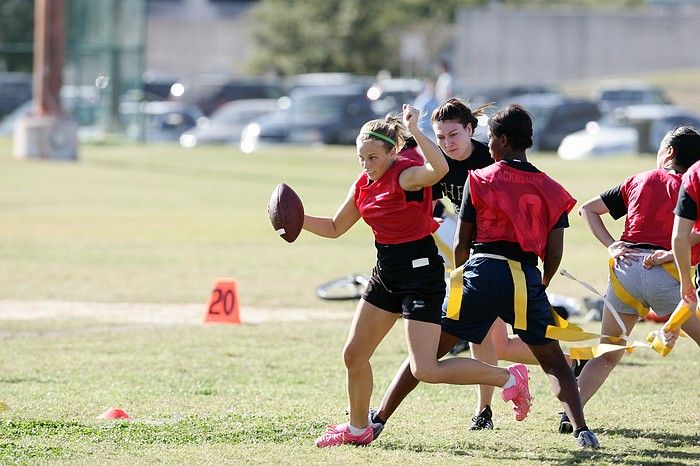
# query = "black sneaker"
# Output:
<box><xmin>570</xmin><ymin>358</ymin><xmax>588</xmax><ymax>379</ymax></box>
<box><xmin>469</xmin><ymin>405</ymin><xmax>494</xmax><ymax>430</ymax></box>
<box><xmin>369</xmin><ymin>408</ymin><xmax>385</xmax><ymax>439</ymax></box>
<box><xmin>450</xmin><ymin>339</ymin><xmax>471</xmax><ymax>355</ymax></box>
<box><xmin>558</xmin><ymin>411</ymin><xmax>573</xmax><ymax>434</ymax></box>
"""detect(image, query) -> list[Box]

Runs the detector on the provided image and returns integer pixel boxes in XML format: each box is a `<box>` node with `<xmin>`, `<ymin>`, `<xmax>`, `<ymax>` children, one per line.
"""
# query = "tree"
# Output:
<box><xmin>247</xmin><ymin>0</ymin><xmax>488</xmax><ymax>76</ymax></box>
<box><xmin>247</xmin><ymin>0</ymin><xmax>648</xmax><ymax>76</ymax></box>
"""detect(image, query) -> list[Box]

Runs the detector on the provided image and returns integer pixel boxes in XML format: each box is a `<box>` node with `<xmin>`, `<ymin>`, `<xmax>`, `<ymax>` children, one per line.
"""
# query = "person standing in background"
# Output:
<box><xmin>435</xmin><ymin>59</ymin><xmax>454</xmax><ymax>103</ymax></box>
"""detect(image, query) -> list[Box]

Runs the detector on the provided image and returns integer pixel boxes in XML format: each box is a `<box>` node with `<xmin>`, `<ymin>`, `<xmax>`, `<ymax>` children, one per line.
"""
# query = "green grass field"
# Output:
<box><xmin>1</xmin><ymin>138</ymin><xmax>698</xmax><ymax>464</ymax></box>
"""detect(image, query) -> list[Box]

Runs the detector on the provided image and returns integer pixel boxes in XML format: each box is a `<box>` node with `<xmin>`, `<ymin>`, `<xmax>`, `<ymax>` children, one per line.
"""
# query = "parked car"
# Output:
<box><xmin>648</xmin><ymin>108</ymin><xmax>700</xmax><ymax>151</ymax></box>
<box><xmin>284</xmin><ymin>73</ymin><xmax>375</xmax><ymax>93</ymax></box>
<box><xmin>366</xmin><ymin>78</ymin><xmax>425</xmax><ymax>115</ymax></box>
<box><xmin>240</xmin><ymin>86</ymin><xmax>378</xmax><ymax>153</ymax></box>
<box><xmin>0</xmin><ymin>72</ymin><xmax>32</xmax><ymax>119</ymax></box>
<box><xmin>0</xmin><ymin>85</ymin><xmax>101</xmax><ymax>138</ymax></box>
<box><xmin>120</xmin><ymin>101</ymin><xmax>205</xmax><ymax>142</ymax></box>
<box><xmin>142</xmin><ymin>71</ymin><xmax>183</xmax><ymax>101</ymax></box>
<box><xmin>509</xmin><ymin>93</ymin><xmax>601</xmax><ymax>152</ymax></box>
<box><xmin>179</xmin><ymin>98</ymin><xmax>280</xmax><ymax>147</ymax></box>
<box><xmin>595</xmin><ymin>82</ymin><xmax>670</xmax><ymax>114</ymax></box>
<box><xmin>453</xmin><ymin>82</ymin><xmax>560</xmax><ymax>108</ymax></box>
<box><xmin>179</xmin><ymin>75</ymin><xmax>282</xmax><ymax>116</ymax></box>
<box><xmin>557</xmin><ymin>118</ymin><xmax>639</xmax><ymax>160</ymax></box>
<box><xmin>557</xmin><ymin>104</ymin><xmax>700</xmax><ymax>159</ymax></box>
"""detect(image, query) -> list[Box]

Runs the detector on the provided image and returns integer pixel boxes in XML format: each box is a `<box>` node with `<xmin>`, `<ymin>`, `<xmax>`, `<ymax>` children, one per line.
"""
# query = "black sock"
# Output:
<box><xmin>371</xmin><ymin>412</ymin><xmax>386</xmax><ymax>425</ymax></box>
<box><xmin>574</xmin><ymin>426</ymin><xmax>589</xmax><ymax>437</ymax></box>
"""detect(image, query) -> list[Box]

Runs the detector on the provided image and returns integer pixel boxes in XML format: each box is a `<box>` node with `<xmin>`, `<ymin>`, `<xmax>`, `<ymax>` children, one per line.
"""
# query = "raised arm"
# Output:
<box><xmin>398</xmin><ymin>104</ymin><xmax>448</xmax><ymax>191</ymax></box>
<box><xmin>303</xmin><ymin>184</ymin><xmax>361</xmax><ymax>238</ymax></box>
<box><xmin>578</xmin><ymin>195</ymin><xmax>636</xmax><ymax>264</ymax></box>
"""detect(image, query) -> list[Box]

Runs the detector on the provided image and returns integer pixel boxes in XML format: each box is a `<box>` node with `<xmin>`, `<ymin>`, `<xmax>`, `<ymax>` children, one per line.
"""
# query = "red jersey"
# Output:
<box><xmin>619</xmin><ymin>169</ymin><xmax>683</xmax><ymax>249</ymax></box>
<box><xmin>681</xmin><ymin>163</ymin><xmax>700</xmax><ymax>230</ymax></box>
<box><xmin>354</xmin><ymin>155</ymin><xmax>439</xmax><ymax>244</ymax></box>
<box><xmin>398</xmin><ymin>146</ymin><xmax>425</xmax><ymax>163</ymax></box>
<box><xmin>680</xmin><ymin>163</ymin><xmax>700</xmax><ymax>264</ymax></box>
<box><xmin>469</xmin><ymin>162</ymin><xmax>576</xmax><ymax>260</ymax></box>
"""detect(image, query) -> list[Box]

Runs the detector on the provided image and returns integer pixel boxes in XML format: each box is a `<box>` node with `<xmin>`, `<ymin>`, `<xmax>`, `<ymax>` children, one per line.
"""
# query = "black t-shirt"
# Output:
<box><xmin>458</xmin><ymin>159</ymin><xmax>569</xmax><ymax>265</ymax></box>
<box><xmin>675</xmin><ymin>185</ymin><xmax>698</xmax><ymax>220</ymax></box>
<box><xmin>432</xmin><ymin>138</ymin><xmax>492</xmax><ymax>214</ymax></box>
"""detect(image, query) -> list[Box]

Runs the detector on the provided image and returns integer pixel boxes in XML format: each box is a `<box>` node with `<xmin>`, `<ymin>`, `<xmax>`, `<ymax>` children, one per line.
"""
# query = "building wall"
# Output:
<box><xmin>146</xmin><ymin>0</ymin><xmax>254</xmax><ymax>76</ymax></box>
<box><xmin>454</xmin><ymin>8</ymin><xmax>700</xmax><ymax>85</ymax></box>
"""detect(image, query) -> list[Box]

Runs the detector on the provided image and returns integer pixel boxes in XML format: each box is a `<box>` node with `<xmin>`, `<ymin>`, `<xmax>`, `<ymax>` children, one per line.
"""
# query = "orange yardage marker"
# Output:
<box><xmin>203</xmin><ymin>278</ymin><xmax>241</xmax><ymax>324</ymax></box>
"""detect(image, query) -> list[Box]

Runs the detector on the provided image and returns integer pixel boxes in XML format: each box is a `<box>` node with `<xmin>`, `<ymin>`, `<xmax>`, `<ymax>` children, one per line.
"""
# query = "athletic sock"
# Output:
<box><xmin>371</xmin><ymin>412</ymin><xmax>385</xmax><ymax>425</ymax></box>
<box><xmin>574</xmin><ymin>426</ymin><xmax>590</xmax><ymax>437</ymax></box>
<box><xmin>348</xmin><ymin>424</ymin><xmax>367</xmax><ymax>435</ymax></box>
<box><xmin>502</xmin><ymin>373</ymin><xmax>516</xmax><ymax>389</ymax></box>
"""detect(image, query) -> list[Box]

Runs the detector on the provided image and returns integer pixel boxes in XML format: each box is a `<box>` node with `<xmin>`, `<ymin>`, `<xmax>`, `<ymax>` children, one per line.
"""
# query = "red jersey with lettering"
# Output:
<box><xmin>619</xmin><ymin>169</ymin><xmax>683</xmax><ymax>248</ymax></box>
<box><xmin>469</xmin><ymin>162</ymin><xmax>576</xmax><ymax>259</ymax></box>
<box><xmin>354</xmin><ymin>155</ymin><xmax>439</xmax><ymax>244</ymax></box>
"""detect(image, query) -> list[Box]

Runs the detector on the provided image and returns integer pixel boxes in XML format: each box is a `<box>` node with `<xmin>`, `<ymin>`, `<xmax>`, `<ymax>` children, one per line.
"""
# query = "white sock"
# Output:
<box><xmin>502</xmin><ymin>373</ymin><xmax>516</xmax><ymax>389</ymax></box>
<box><xmin>347</xmin><ymin>423</ymin><xmax>366</xmax><ymax>435</ymax></box>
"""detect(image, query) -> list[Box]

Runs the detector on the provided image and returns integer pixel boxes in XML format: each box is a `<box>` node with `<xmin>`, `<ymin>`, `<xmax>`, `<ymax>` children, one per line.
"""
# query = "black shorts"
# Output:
<box><xmin>441</xmin><ymin>255</ymin><xmax>554</xmax><ymax>345</ymax></box>
<box><xmin>362</xmin><ymin>236</ymin><xmax>445</xmax><ymax>325</ymax></box>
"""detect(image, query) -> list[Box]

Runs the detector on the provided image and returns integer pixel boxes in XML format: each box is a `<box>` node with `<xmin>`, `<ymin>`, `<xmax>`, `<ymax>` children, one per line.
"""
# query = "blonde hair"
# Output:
<box><xmin>358</xmin><ymin>114</ymin><xmax>406</xmax><ymax>152</ymax></box>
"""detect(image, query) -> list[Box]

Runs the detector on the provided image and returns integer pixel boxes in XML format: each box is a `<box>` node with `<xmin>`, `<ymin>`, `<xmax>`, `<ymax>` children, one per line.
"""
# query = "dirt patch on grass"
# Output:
<box><xmin>0</xmin><ymin>300</ymin><xmax>355</xmax><ymax>325</ymax></box>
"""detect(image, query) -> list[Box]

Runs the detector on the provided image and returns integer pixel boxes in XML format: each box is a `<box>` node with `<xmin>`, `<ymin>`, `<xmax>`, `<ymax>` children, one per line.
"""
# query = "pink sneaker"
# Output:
<box><xmin>315</xmin><ymin>424</ymin><xmax>373</xmax><ymax>448</ymax></box>
<box><xmin>501</xmin><ymin>363</ymin><xmax>531</xmax><ymax>421</ymax></box>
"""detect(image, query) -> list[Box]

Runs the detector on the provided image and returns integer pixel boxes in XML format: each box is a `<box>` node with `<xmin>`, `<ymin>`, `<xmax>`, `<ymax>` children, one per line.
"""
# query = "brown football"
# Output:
<box><xmin>268</xmin><ymin>183</ymin><xmax>304</xmax><ymax>243</ymax></box>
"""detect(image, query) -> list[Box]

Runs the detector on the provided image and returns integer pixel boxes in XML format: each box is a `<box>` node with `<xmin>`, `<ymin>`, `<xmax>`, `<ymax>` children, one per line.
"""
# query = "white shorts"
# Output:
<box><xmin>605</xmin><ymin>250</ymin><xmax>680</xmax><ymax>316</ymax></box>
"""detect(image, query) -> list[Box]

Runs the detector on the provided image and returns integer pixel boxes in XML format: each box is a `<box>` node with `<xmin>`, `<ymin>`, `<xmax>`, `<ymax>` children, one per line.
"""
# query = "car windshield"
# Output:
<box><xmin>600</xmin><ymin>90</ymin><xmax>646</xmax><ymax>103</ymax></box>
<box><xmin>521</xmin><ymin>104</ymin><xmax>553</xmax><ymax>130</ymax></box>
<box><xmin>597</xmin><ymin>113</ymin><xmax>629</xmax><ymax>127</ymax></box>
<box><xmin>290</xmin><ymin>94</ymin><xmax>351</xmax><ymax>119</ymax></box>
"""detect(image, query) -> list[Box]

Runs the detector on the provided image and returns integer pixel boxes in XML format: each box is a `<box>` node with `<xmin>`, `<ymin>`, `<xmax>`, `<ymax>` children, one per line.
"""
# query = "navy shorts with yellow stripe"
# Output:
<box><xmin>441</xmin><ymin>256</ymin><xmax>554</xmax><ymax>345</ymax></box>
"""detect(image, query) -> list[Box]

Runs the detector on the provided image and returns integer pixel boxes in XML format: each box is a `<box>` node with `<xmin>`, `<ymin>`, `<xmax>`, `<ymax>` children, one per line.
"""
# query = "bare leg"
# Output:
<box><xmin>342</xmin><ymin>299</ymin><xmax>399</xmax><ymax>428</ymax></box>
<box><xmin>376</xmin><ymin>331</ymin><xmax>458</xmax><ymax>422</ymax></box>
<box><xmin>528</xmin><ymin>341</ymin><xmax>586</xmax><ymax>431</ymax></box>
<box><xmin>576</xmin><ymin>310</ymin><xmax>638</xmax><ymax>406</ymax></box>
<box><xmin>470</xmin><ymin>323</ymin><xmax>498</xmax><ymax>414</ymax></box>
<box><xmin>404</xmin><ymin>319</ymin><xmax>510</xmax><ymax>386</ymax></box>
<box><xmin>491</xmin><ymin>318</ymin><xmax>540</xmax><ymax>364</ymax></box>
<box><xmin>680</xmin><ymin>311</ymin><xmax>700</xmax><ymax>347</ymax></box>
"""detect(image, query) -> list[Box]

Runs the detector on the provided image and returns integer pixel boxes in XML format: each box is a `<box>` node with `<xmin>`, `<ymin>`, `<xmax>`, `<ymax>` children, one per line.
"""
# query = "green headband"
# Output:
<box><xmin>362</xmin><ymin>130</ymin><xmax>397</xmax><ymax>147</ymax></box>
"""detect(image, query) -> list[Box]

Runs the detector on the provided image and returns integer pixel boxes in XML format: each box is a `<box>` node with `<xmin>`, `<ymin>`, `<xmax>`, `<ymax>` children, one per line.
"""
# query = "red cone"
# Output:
<box><xmin>98</xmin><ymin>408</ymin><xmax>130</xmax><ymax>420</ymax></box>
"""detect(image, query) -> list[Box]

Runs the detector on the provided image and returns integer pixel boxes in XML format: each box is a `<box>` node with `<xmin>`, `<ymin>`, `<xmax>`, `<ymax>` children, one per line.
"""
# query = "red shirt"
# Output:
<box><xmin>469</xmin><ymin>162</ymin><xmax>576</xmax><ymax>260</ymax></box>
<box><xmin>680</xmin><ymin>163</ymin><xmax>700</xmax><ymax>264</ymax></box>
<box><xmin>681</xmin><ymin>163</ymin><xmax>700</xmax><ymax>231</ymax></box>
<box><xmin>354</xmin><ymin>155</ymin><xmax>438</xmax><ymax>244</ymax></box>
<box><xmin>619</xmin><ymin>169</ymin><xmax>682</xmax><ymax>249</ymax></box>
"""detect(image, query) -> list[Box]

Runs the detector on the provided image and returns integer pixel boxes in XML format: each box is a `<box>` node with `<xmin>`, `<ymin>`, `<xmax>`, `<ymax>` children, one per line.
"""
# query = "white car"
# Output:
<box><xmin>179</xmin><ymin>98</ymin><xmax>279</xmax><ymax>148</ymax></box>
<box><xmin>558</xmin><ymin>104</ymin><xmax>700</xmax><ymax>159</ymax></box>
<box><xmin>557</xmin><ymin>120</ymin><xmax>638</xmax><ymax>160</ymax></box>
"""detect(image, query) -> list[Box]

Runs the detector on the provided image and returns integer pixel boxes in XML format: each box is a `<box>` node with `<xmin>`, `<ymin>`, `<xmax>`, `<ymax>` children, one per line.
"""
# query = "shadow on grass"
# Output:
<box><xmin>378</xmin><ymin>428</ymin><xmax>700</xmax><ymax>465</ymax></box>
<box><xmin>604</xmin><ymin>427</ymin><xmax>700</xmax><ymax>450</ymax></box>
<box><xmin>551</xmin><ymin>427</ymin><xmax>700</xmax><ymax>466</ymax></box>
